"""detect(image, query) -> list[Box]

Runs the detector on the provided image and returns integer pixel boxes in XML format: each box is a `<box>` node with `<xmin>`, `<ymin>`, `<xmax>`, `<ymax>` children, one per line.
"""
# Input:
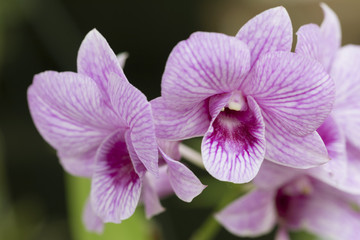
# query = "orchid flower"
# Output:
<box><xmin>152</xmin><ymin>7</ymin><xmax>335</xmax><ymax>184</ymax></box>
<box><xmin>27</xmin><ymin>29</ymin><xmax>204</xmax><ymax>232</ymax></box>
<box><xmin>296</xmin><ymin>3</ymin><xmax>360</xmax><ymax>193</ymax></box>
<box><xmin>216</xmin><ymin>161</ymin><xmax>360</xmax><ymax>240</ymax></box>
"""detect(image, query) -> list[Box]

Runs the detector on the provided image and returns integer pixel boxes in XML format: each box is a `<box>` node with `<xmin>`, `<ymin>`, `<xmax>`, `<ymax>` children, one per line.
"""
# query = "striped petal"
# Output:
<box><xmin>245</xmin><ymin>52</ymin><xmax>334</xmax><ymax>136</ymax></box>
<box><xmin>91</xmin><ymin>131</ymin><xmax>142</xmax><ymax>223</ymax></box>
<box><xmin>160</xmin><ymin>148</ymin><xmax>205</xmax><ymax>202</ymax></box>
<box><xmin>27</xmin><ymin>71</ymin><xmax>118</xmax><ymax>177</ymax></box>
<box><xmin>308</xmin><ymin>116</ymin><xmax>347</xmax><ymax>186</ymax></box>
<box><xmin>151</xmin><ymin>97</ymin><xmax>210</xmax><ymax>140</ymax></box>
<box><xmin>108</xmin><ymin>73</ymin><xmax>158</xmax><ymax>175</ymax></box>
<box><xmin>202</xmin><ymin>96</ymin><xmax>266</xmax><ymax>183</ymax></box>
<box><xmin>319</xmin><ymin>3</ymin><xmax>341</xmax><ymax>70</ymax></box>
<box><xmin>142</xmin><ymin>174</ymin><xmax>165</xmax><ymax>219</ymax></box>
<box><xmin>83</xmin><ymin>198</ymin><xmax>104</xmax><ymax>234</ymax></box>
<box><xmin>332</xmin><ymin>45</ymin><xmax>360</xmax><ymax>149</ymax></box>
<box><xmin>216</xmin><ymin>189</ymin><xmax>276</xmax><ymax>237</ymax></box>
<box><xmin>77</xmin><ymin>29</ymin><xmax>127</xmax><ymax>96</ymax></box>
<box><xmin>161</xmin><ymin>32</ymin><xmax>250</xmax><ymax>109</ymax></box>
<box><xmin>236</xmin><ymin>6</ymin><xmax>292</xmax><ymax>70</ymax></box>
<box><xmin>264</xmin><ymin>116</ymin><xmax>329</xmax><ymax>168</ymax></box>
<box><xmin>295</xmin><ymin>24</ymin><xmax>321</xmax><ymax>59</ymax></box>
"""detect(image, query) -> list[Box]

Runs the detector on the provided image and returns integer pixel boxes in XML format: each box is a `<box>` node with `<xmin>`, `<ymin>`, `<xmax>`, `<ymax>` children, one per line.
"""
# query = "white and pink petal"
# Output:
<box><xmin>108</xmin><ymin>74</ymin><xmax>158</xmax><ymax>175</ymax></box>
<box><xmin>27</xmin><ymin>71</ymin><xmax>117</xmax><ymax>158</ymax></box>
<box><xmin>91</xmin><ymin>131</ymin><xmax>142</xmax><ymax>223</ymax></box>
<box><xmin>216</xmin><ymin>189</ymin><xmax>277</xmax><ymax>237</ymax></box>
<box><xmin>77</xmin><ymin>29</ymin><xmax>127</xmax><ymax>96</ymax></box>
<box><xmin>245</xmin><ymin>52</ymin><xmax>335</xmax><ymax>136</ymax></box>
<box><xmin>264</xmin><ymin>116</ymin><xmax>329</xmax><ymax>168</ymax></box>
<box><xmin>236</xmin><ymin>6</ymin><xmax>292</xmax><ymax>69</ymax></box>
<box><xmin>151</xmin><ymin>97</ymin><xmax>210</xmax><ymax>141</ymax></box>
<box><xmin>160</xmin><ymin>149</ymin><xmax>205</xmax><ymax>202</ymax></box>
<box><xmin>161</xmin><ymin>32</ymin><xmax>250</xmax><ymax>109</ymax></box>
<box><xmin>202</xmin><ymin>96</ymin><xmax>266</xmax><ymax>183</ymax></box>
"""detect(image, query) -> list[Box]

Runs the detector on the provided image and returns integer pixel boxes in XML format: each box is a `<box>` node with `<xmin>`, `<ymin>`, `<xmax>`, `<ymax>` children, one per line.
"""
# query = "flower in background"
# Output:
<box><xmin>216</xmin><ymin>161</ymin><xmax>360</xmax><ymax>240</ymax></box>
<box><xmin>296</xmin><ymin>3</ymin><xmax>360</xmax><ymax>193</ymax></box>
<box><xmin>27</xmin><ymin>29</ymin><xmax>204</xmax><ymax>233</ymax></box>
<box><xmin>152</xmin><ymin>7</ymin><xmax>335</xmax><ymax>184</ymax></box>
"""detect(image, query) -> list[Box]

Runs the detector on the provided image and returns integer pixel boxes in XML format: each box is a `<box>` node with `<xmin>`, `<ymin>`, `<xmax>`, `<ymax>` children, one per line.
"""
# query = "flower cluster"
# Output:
<box><xmin>28</xmin><ymin>3</ymin><xmax>360</xmax><ymax>239</ymax></box>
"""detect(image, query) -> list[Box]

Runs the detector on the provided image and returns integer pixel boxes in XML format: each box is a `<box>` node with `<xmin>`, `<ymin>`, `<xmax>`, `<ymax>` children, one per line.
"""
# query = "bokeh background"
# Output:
<box><xmin>0</xmin><ymin>0</ymin><xmax>359</xmax><ymax>239</ymax></box>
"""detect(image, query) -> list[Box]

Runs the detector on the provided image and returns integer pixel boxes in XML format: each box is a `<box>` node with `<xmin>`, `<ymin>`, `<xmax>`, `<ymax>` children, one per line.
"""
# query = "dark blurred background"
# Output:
<box><xmin>0</xmin><ymin>0</ymin><xmax>359</xmax><ymax>239</ymax></box>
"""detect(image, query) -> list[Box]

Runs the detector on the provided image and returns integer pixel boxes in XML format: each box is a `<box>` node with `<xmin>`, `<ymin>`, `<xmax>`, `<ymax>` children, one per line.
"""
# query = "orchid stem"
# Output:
<box><xmin>179</xmin><ymin>143</ymin><xmax>204</xmax><ymax>168</ymax></box>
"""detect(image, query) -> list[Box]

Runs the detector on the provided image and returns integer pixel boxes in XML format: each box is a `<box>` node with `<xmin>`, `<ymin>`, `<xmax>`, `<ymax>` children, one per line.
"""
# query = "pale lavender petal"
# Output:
<box><xmin>58</xmin><ymin>148</ymin><xmax>97</xmax><ymax>178</ymax></box>
<box><xmin>124</xmin><ymin>130</ymin><xmax>146</xmax><ymax>177</ymax></box>
<box><xmin>216</xmin><ymin>189</ymin><xmax>276</xmax><ymax>237</ymax></box>
<box><xmin>236</xmin><ymin>7</ymin><xmax>292</xmax><ymax>69</ymax></box>
<box><xmin>160</xmin><ymin>148</ymin><xmax>205</xmax><ymax>202</ymax></box>
<box><xmin>151</xmin><ymin>97</ymin><xmax>210</xmax><ymax>140</ymax></box>
<box><xmin>254</xmin><ymin>161</ymin><xmax>300</xmax><ymax>190</ymax></box>
<box><xmin>157</xmin><ymin>139</ymin><xmax>180</xmax><ymax>160</ymax></box>
<box><xmin>331</xmin><ymin>45</ymin><xmax>360</xmax><ymax>149</ymax></box>
<box><xmin>292</xmin><ymin>180</ymin><xmax>360</xmax><ymax>239</ymax></box>
<box><xmin>142</xmin><ymin>175</ymin><xmax>165</xmax><ymax>218</ymax></box>
<box><xmin>77</xmin><ymin>29</ymin><xmax>127</xmax><ymax>95</ymax></box>
<box><xmin>117</xmin><ymin>52</ymin><xmax>129</xmax><ymax>68</ymax></box>
<box><xmin>146</xmin><ymin>166</ymin><xmax>173</xmax><ymax>199</ymax></box>
<box><xmin>295</xmin><ymin>24</ymin><xmax>321</xmax><ymax>59</ymax></box>
<box><xmin>83</xmin><ymin>198</ymin><xmax>104</xmax><ymax>234</ymax></box>
<box><xmin>265</xmin><ymin>116</ymin><xmax>329</xmax><ymax>168</ymax></box>
<box><xmin>319</xmin><ymin>3</ymin><xmax>341</xmax><ymax>71</ymax></box>
<box><xmin>108</xmin><ymin>73</ymin><xmax>158</xmax><ymax>175</ymax></box>
<box><xmin>202</xmin><ymin>96</ymin><xmax>266</xmax><ymax>183</ymax></box>
<box><xmin>91</xmin><ymin>131</ymin><xmax>141</xmax><ymax>223</ymax></box>
<box><xmin>275</xmin><ymin>227</ymin><xmax>290</xmax><ymax>240</ymax></box>
<box><xmin>161</xmin><ymin>32</ymin><xmax>250</xmax><ymax>109</ymax></box>
<box><xmin>308</xmin><ymin>116</ymin><xmax>347</xmax><ymax>186</ymax></box>
<box><xmin>337</xmin><ymin>143</ymin><xmax>360</xmax><ymax>194</ymax></box>
<box><xmin>245</xmin><ymin>52</ymin><xmax>334</xmax><ymax>136</ymax></box>
<box><xmin>27</xmin><ymin>71</ymin><xmax>117</xmax><ymax>157</ymax></box>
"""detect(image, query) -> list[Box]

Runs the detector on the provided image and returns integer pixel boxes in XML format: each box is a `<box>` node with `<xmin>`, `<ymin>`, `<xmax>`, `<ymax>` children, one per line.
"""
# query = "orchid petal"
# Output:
<box><xmin>292</xmin><ymin>180</ymin><xmax>360</xmax><ymax>240</ymax></box>
<box><xmin>160</xmin><ymin>149</ymin><xmax>205</xmax><ymax>202</ymax></box>
<box><xmin>151</xmin><ymin>97</ymin><xmax>210</xmax><ymax>140</ymax></box>
<box><xmin>142</xmin><ymin>175</ymin><xmax>165</xmax><ymax>219</ymax></box>
<box><xmin>58</xmin><ymin>148</ymin><xmax>97</xmax><ymax>177</ymax></box>
<box><xmin>146</xmin><ymin>166</ymin><xmax>173</xmax><ymax>199</ymax></box>
<box><xmin>236</xmin><ymin>6</ymin><xmax>292</xmax><ymax>69</ymax></box>
<box><xmin>295</xmin><ymin>24</ymin><xmax>321</xmax><ymax>59</ymax></box>
<box><xmin>161</xmin><ymin>32</ymin><xmax>250</xmax><ymax>109</ymax></box>
<box><xmin>319</xmin><ymin>3</ymin><xmax>341</xmax><ymax>71</ymax></box>
<box><xmin>108</xmin><ymin>73</ymin><xmax>158</xmax><ymax>175</ymax></box>
<box><xmin>216</xmin><ymin>189</ymin><xmax>276</xmax><ymax>237</ymax></box>
<box><xmin>83</xmin><ymin>198</ymin><xmax>104</xmax><ymax>234</ymax></box>
<box><xmin>202</xmin><ymin>96</ymin><xmax>266</xmax><ymax>183</ymax></box>
<box><xmin>91</xmin><ymin>131</ymin><xmax>141</xmax><ymax>223</ymax></box>
<box><xmin>265</xmin><ymin>116</ymin><xmax>329</xmax><ymax>168</ymax></box>
<box><xmin>27</xmin><ymin>71</ymin><xmax>117</xmax><ymax>160</ymax></box>
<box><xmin>295</xmin><ymin>4</ymin><xmax>340</xmax><ymax>71</ymax></box>
<box><xmin>246</xmin><ymin>52</ymin><xmax>334</xmax><ymax>136</ymax></box>
<box><xmin>308</xmin><ymin>116</ymin><xmax>347</xmax><ymax>186</ymax></box>
<box><xmin>254</xmin><ymin>161</ymin><xmax>300</xmax><ymax>190</ymax></box>
<box><xmin>337</xmin><ymin>143</ymin><xmax>360</xmax><ymax>194</ymax></box>
<box><xmin>77</xmin><ymin>29</ymin><xmax>127</xmax><ymax>96</ymax></box>
<box><xmin>331</xmin><ymin>45</ymin><xmax>360</xmax><ymax>149</ymax></box>
<box><xmin>157</xmin><ymin>139</ymin><xmax>181</xmax><ymax>160</ymax></box>
<box><xmin>124</xmin><ymin>130</ymin><xmax>146</xmax><ymax>177</ymax></box>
